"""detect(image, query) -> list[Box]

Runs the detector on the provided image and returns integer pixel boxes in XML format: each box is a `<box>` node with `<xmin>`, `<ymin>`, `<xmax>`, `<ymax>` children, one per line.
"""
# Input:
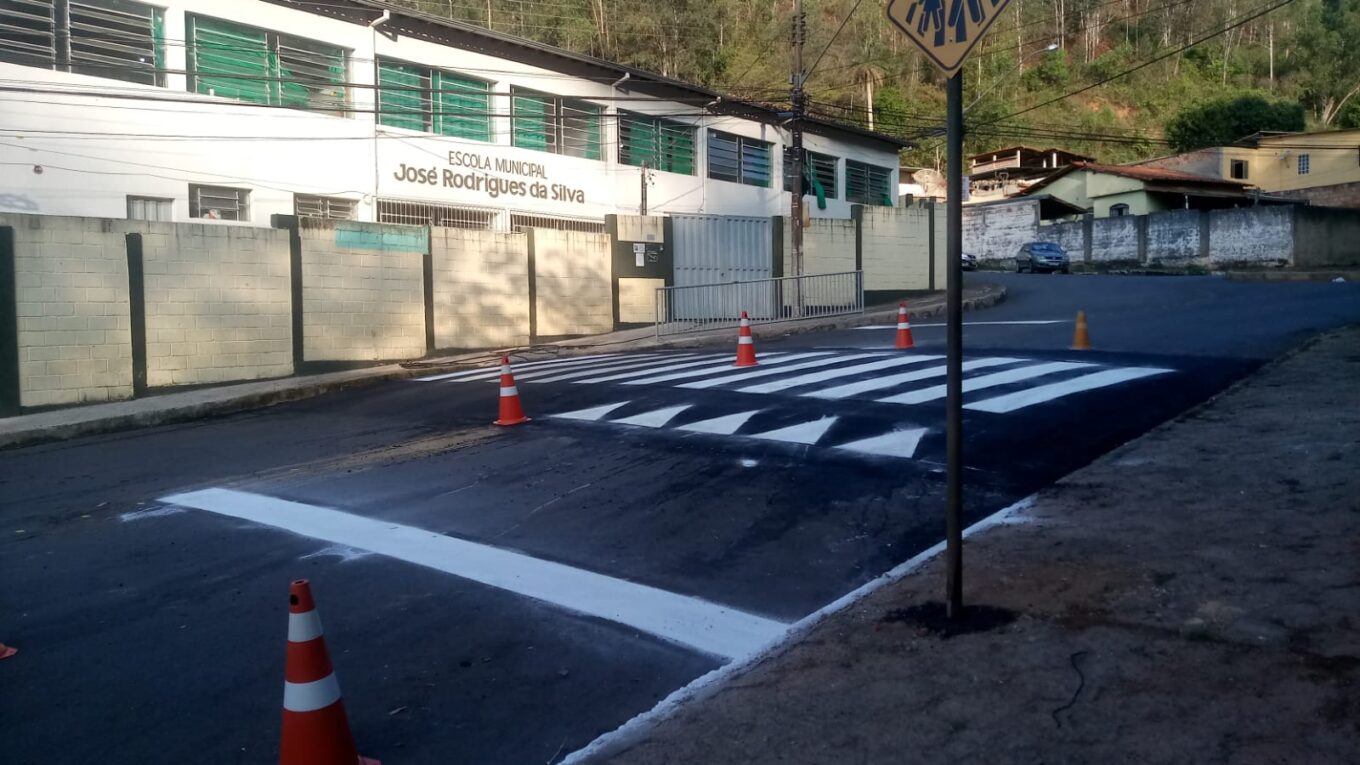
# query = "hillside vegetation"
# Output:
<box><xmin>388</xmin><ymin>0</ymin><xmax>1360</xmax><ymax>166</ymax></box>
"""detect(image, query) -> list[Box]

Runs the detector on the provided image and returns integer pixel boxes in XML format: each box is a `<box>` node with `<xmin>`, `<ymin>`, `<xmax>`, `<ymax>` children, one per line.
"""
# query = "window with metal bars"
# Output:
<box><xmin>509</xmin><ymin>213</ymin><xmax>606</xmax><ymax>234</ymax></box>
<box><xmin>618</xmin><ymin>113</ymin><xmax>696</xmax><ymax>175</ymax></box>
<box><xmin>1</xmin><ymin>0</ymin><xmax>165</xmax><ymax>86</ymax></box>
<box><xmin>707</xmin><ymin>130</ymin><xmax>771</xmax><ymax>188</ymax></box>
<box><xmin>511</xmin><ymin>88</ymin><xmax>602</xmax><ymax>161</ymax></box>
<box><xmin>784</xmin><ymin>150</ymin><xmax>838</xmax><ymax>199</ymax></box>
<box><xmin>377</xmin><ymin>199</ymin><xmax>499</xmax><ymax>230</ymax></box>
<box><xmin>376</xmin><ymin>58</ymin><xmax>492</xmax><ymax>141</ymax></box>
<box><xmin>845</xmin><ymin>159</ymin><xmax>894</xmax><ymax>206</ymax></box>
<box><xmin>294</xmin><ymin>194</ymin><xmax>357</xmax><ymax>221</ymax></box>
<box><xmin>188</xmin><ymin>184</ymin><xmax>249</xmax><ymax>221</ymax></box>
<box><xmin>187</xmin><ymin>15</ymin><xmax>346</xmax><ymax>115</ymax></box>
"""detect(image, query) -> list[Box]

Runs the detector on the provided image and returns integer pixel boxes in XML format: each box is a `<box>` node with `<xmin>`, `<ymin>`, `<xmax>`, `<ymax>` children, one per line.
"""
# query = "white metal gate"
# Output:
<box><xmin>669</xmin><ymin>214</ymin><xmax>774</xmax><ymax>319</ymax></box>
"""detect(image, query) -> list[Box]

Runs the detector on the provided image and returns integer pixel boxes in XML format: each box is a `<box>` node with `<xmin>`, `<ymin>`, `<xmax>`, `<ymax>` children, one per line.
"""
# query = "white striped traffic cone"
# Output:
<box><xmin>734</xmin><ymin>311</ymin><xmax>758</xmax><ymax>367</ymax></box>
<box><xmin>280</xmin><ymin>580</ymin><xmax>379</xmax><ymax>765</ymax></box>
<box><xmin>494</xmin><ymin>356</ymin><xmax>530</xmax><ymax>426</ymax></box>
<box><xmin>894</xmin><ymin>302</ymin><xmax>916</xmax><ymax>350</ymax></box>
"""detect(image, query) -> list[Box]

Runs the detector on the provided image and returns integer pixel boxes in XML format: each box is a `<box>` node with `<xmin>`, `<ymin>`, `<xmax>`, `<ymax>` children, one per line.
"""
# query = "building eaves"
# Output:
<box><xmin>261</xmin><ymin>0</ymin><xmax>912</xmax><ymax>152</ymax></box>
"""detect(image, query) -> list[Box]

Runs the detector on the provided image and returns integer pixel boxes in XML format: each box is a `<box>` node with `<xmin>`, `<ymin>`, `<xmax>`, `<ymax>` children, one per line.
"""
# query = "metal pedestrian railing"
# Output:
<box><xmin>655</xmin><ymin>271</ymin><xmax>864</xmax><ymax>337</ymax></box>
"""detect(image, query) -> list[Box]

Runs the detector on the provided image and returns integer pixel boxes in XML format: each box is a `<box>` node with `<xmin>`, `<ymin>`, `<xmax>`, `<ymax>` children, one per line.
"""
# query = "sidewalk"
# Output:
<box><xmin>0</xmin><ymin>283</ymin><xmax>1004</xmax><ymax>449</ymax></box>
<box><xmin>578</xmin><ymin>326</ymin><xmax>1360</xmax><ymax>765</ymax></box>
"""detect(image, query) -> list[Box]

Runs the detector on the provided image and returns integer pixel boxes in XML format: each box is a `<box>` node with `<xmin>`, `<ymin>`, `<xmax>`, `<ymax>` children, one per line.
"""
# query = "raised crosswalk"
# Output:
<box><xmin>416</xmin><ymin>351</ymin><xmax>1173</xmax><ymax>415</ymax></box>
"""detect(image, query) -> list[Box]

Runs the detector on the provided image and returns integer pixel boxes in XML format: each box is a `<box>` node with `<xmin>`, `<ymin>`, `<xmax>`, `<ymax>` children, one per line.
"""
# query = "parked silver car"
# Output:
<box><xmin>1016</xmin><ymin>242</ymin><xmax>1070</xmax><ymax>274</ymax></box>
<box><xmin>961</xmin><ymin>252</ymin><xmax>978</xmax><ymax>271</ymax></box>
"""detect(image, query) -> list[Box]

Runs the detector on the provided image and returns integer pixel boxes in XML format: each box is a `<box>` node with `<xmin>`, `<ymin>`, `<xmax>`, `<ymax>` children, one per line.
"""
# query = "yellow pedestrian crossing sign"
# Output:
<box><xmin>886</xmin><ymin>0</ymin><xmax>1015</xmax><ymax>77</ymax></box>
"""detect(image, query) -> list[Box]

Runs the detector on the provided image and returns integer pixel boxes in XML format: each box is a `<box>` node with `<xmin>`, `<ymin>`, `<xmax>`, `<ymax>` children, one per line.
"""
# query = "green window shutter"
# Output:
<box><xmin>512</xmin><ymin>92</ymin><xmax>553</xmax><ymax>152</ymax></box>
<box><xmin>434</xmin><ymin>72</ymin><xmax>491</xmax><ymax>142</ymax></box>
<box><xmin>740</xmin><ymin>139</ymin><xmax>771</xmax><ymax>187</ymax></box>
<box><xmin>276</xmin><ymin>37</ymin><xmax>345</xmax><ymax>114</ymax></box>
<box><xmin>190</xmin><ymin>17</ymin><xmax>271</xmax><ymax>104</ymax></box>
<box><xmin>620</xmin><ymin>114</ymin><xmax>658</xmax><ymax>168</ymax></box>
<box><xmin>658</xmin><ymin>120</ymin><xmax>695</xmax><ymax>175</ymax></box>
<box><xmin>378</xmin><ymin>60</ymin><xmax>427</xmax><ymax>131</ymax></box>
<box><xmin>560</xmin><ymin>100</ymin><xmax>600</xmax><ymax>160</ymax></box>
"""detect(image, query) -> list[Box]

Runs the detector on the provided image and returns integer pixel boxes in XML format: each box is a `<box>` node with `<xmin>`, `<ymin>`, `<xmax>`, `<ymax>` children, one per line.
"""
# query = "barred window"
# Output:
<box><xmin>377</xmin><ymin>58</ymin><xmax>491</xmax><ymax>141</ymax></box>
<box><xmin>294</xmin><ymin>194</ymin><xmax>357</xmax><ymax>221</ymax></box>
<box><xmin>509</xmin><ymin>213</ymin><xmax>606</xmax><ymax>234</ymax></box>
<box><xmin>784</xmin><ymin>150</ymin><xmax>838</xmax><ymax>199</ymax></box>
<box><xmin>187</xmin><ymin>15</ymin><xmax>346</xmax><ymax>115</ymax></box>
<box><xmin>377</xmin><ymin>199</ymin><xmax>498</xmax><ymax>230</ymax></box>
<box><xmin>512</xmin><ymin>88</ymin><xmax>602</xmax><ymax>161</ymax></box>
<box><xmin>845</xmin><ymin>160</ymin><xmax>894</xmax><ymax>206</ymax></box>
<box><xmin>619</xmin><ymin>113</ymin><xmax>696</xmax><ymax>175</ymax></box>
<box><xmin>1</xmin><ymin>0</ymin><xmax>165</xmax><ymax>86</ymax></box>
<box><xmin>1297</xmin><ymin>154</ymin><xmax>1310</xmax><ymax>175</ymax></box>
<box><xmin>707</xmin><ymin>130</ymin><xmax>771</xmax><ymax>188</ymax></box>
<box><xmin>189</xmin><ymin>184</ymin><xmax>249</xmax><ymax>221</ymax></box>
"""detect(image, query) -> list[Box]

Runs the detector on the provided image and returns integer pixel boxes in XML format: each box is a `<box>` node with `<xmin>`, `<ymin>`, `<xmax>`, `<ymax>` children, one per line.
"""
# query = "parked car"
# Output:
<box><xmin>961</xmin><ymin>252</ymin><xmax>978</xmax><ymax>271</ymax></box>
<box><xmin>1016</xmin><ymin>242</ymin><xmax>1070</xmax><ymax>273</ymax></box>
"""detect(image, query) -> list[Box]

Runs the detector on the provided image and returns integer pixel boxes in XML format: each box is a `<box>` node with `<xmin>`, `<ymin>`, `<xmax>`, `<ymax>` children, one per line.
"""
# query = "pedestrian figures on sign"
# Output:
<box><xmin>902</xmin><ymin>0</ymin><xmax>1001</xmax><ymax>45</ymax></box>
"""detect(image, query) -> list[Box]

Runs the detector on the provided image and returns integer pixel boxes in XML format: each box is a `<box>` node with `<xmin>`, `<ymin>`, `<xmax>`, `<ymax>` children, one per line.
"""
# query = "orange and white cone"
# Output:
<box><xmin>1071</xmin><ymin>310</ymin><xmax>1092</xmax><ymax>350</ymax></box>
<box><xmin>280</xmin><ymin>580</ymin><xmax>379</xmax><ymax>765</ymax></box>
<box><xmin>0</xmin><ymin>642</ymin><xmax>15</xmax><ymax>660</ymax></box>
<box><xmin>894</xmin><ymin>302</ymin><xmax>916</xmax><ymax>350</ymax></box>
<box><xmin>494</xmin><ymin>356</ymin><xmax>530</xmax><ymax>426</ymax></box>
<box><xmin>734</xmin><ymin>311</ymin><xmax>758</xmax><ymax>367</ymax></box>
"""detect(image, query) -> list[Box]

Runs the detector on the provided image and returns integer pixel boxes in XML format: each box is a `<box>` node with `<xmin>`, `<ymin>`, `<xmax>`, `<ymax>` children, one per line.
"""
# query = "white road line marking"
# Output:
<box><xmin>677</xmin><ymin>353</ymin><xmax>883</xmax><ymax>390</ymax></box>
<box><xmin>570</xmin><ymin>354</ymin><xmax>773</xmax><ymax>384</ymax></box>
<box><xmin>550</xmin><ymin>402</ymin><xmax>631</xmax><ymax>422</ymax></box>
<box><xmin>851</xmin><ymin>320</ymin><xmax>1068</xmax><ymax>330</ymax></box>
<box><xmin>612</xmin><ymin>405</ymin><xmax>692</xmax><ymax>428</ymax></box>
<box><xmin>748</xmin><ymin>416</ymin><xmax>838</xmax><ymax>445</ymax></box>
<box><xmin>160</xmin><ymin>489</ymin><xmax>786</xmax><ymax>660</ymax></box>
<box><xmin>675</xmin><ymin>410</ymin><xmax>762</xmax><ymax>435</ymax></box>
<box><xmin>415</xmin><ymin>354</ymin><xmax>622</xmax><ymax>382</ymax></box>
<box><xmin>966</xmin><ymin>367</ymin><xmax>1174</xmax><ymax>413</ymax></box>
<box><xmin>805</xmin><ymin>357</ymin><xmax>1022</xmax><ymax>401</ymax></box>
<box><xmin>735</xmin><ymin>354</ymin><xmax>944</xmax><ymax>394</ymax></box>
<box><xmin>886</xmin><ymin>361</ymin><xmax>1097</xmax><ymax>405</ymax></box>
<box><xmin>834</xmin><ymin>428</ymin><xmax>928</xmax><ymax>459</ymax></box>
<box><xmin>622</xmin><ymin>352</ymin><xmax>834</xmax><ymax>386</ymax></box>
<box><xmin>516</xmin><ymin>354</ymin><xmax>702</xmax><ymax>382</ymax></box>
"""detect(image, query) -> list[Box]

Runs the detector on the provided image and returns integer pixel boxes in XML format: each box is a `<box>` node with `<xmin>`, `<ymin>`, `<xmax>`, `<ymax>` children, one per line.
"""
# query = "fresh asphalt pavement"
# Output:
<box><xmin>2</xmin><ymin>273</ymin><xmax>1358</xmax><ymax>764</ymax></box>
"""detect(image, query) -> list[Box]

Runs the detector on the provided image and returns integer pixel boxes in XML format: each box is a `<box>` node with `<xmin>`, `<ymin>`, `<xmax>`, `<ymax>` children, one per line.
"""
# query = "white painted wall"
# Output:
<box><xmin>0</xmin><ymin>0</ymin><xmax>900</xmax><ymax>226</ymax></box>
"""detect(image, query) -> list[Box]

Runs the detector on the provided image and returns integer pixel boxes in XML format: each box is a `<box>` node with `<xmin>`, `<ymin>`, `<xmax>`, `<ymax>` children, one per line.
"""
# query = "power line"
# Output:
<box><xmin>806</xmin><ymin>0</ymin><xmax>868</xmax><ymax>79</ymax></box>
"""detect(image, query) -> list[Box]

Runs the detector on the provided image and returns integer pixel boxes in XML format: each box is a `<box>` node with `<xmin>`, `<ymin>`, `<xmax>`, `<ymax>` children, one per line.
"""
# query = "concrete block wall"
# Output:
<box><xmin>430</xmin><ymin>227</ymin><xmax>530</xmax><ymax>349</ymax></box>
<box><xmin>964</xmin><ymin>199</ymin><xmax>1037</xmax><ymax>265</ymax></box>
<box><xmin>1090</xmin><ymin>216</ymin><xmax>1139</xmax><ymax>263</ymax></box>
<box><xmin>1145</xmin><ymin>210</ymin><xmax>1202</xmax><ymax>268</ymax></box>
<box><xmin>1</xmin><ymin>214</ymin><xmax>133</xmax><ymax>407</ymax></box>
<box><xmin>860</xmin><ymin>204</ymin><xmax>936</xmax><ymax>291</ymax></box>
<box><xmin>781</xmin><ymin>217</ymin><xmax>857</xmax><ymax>276</ymax></box>
<box><xmin>1208</xmin><ymin>207</ymin><xmax>1293</xmax><ymax>267</ymax></box>
<box><xmin>618</xmin><ymin>277</ymin><xmax>664</xmax><ymax>324</ymax></box>
<box><xmin>1293</xmin><ymin>206</ymin><xmax>1360</xmax><ymax>267</ymax></box>
<box><xmin>533</xmin><ymin>229</ymin><xmax>612</xmax><ymax>337</ymax></box>
<box><xmin>136</xmin><ymin>222</ymin><xmax>292</xmax><ymax>386</ymax></box>
<box><xmin>299</xmin><ymin>221</ymin><xmax>427</xmax><ymax>361</ymax></box>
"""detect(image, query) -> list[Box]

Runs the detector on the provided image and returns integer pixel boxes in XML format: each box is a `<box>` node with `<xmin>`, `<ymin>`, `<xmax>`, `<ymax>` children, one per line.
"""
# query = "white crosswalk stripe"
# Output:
<box><xmin>612</xmin><ymin>405</ymin><xmax>693</xmax><ymax>428</ymax></box>
<box><xmin>748</xmin><ymin>416</ymin><xmax>838</xmax><ymax>445</ymax></box>
<box><xmin>966</xmin><ymin>367</ymin><xmax>1173</xmax><ymax>413</ymax></box>
<box><xmin>416</xmin><ymin>351</ymin><xmax>1177</xmax><ymax>416</ymax></box>
<box><xmin>834</xmin><ymin>429</ymin><xmax>928</xmax><ymax>459</ymax></box>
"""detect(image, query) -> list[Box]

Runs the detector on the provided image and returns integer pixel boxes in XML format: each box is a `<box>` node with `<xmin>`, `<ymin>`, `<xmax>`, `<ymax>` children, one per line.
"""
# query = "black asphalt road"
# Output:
<box><xmin>2</xmin><ymin>274</ymin><xmax>1357</xmax><ymax>765</ymax></box>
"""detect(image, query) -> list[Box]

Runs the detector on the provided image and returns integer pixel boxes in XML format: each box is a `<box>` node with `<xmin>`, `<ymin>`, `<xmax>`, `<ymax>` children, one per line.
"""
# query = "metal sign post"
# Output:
<box><xmin>886</xmin><ymin>0</ymin><xmax>1014</xmax><ymax>620</ymax></box>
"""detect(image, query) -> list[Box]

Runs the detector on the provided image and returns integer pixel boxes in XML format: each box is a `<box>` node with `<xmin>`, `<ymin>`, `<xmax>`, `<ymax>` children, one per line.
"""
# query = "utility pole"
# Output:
<box><xmin>945</xmin><ymin>73</ymin><xmax>964</xmax><ymax>619</ymax></box>
<box><xmin>790</xmin><ymin>0</ymin><xmax>806</xmax><ymax>282</ymax></box>
<box><xmin>640</xmin><ymin>161</ymin><xmax>649</xmax><ymax>216</ymax></box>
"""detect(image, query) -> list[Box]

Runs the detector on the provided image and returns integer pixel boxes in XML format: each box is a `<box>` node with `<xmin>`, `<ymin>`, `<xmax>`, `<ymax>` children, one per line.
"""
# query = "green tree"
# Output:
<box><xmin>1291</xmin><ymin>0</ymin><xmax>1360</xmax><ymax>125</ymax></box>
<box><xmin>1165</xmin><ymin>93</ymin><xmax>1306</xmax><ymax>152</ymax></box>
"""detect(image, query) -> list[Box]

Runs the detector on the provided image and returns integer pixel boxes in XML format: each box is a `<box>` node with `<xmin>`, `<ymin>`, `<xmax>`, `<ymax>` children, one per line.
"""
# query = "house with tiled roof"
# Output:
<box><xmin>1015</xmin><ymin>161</ymin><xmax>1277</xmax><ymax>218</ymax></box>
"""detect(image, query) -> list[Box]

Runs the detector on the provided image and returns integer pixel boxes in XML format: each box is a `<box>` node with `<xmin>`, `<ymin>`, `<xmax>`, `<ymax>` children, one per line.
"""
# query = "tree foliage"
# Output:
<box><xmin>1165</xmin><ymin>94</ymin><xmax>1307</xmax><ymax>152</ymax></box>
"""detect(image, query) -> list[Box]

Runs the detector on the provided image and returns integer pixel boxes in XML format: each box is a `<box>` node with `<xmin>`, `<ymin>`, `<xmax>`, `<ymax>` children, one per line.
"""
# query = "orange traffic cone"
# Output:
<box><xmin>0</xmin><ymin>642</ymin><xmax>15</xmax><ymax>660</ymax></box>
<box><xmin>1071</xmin><ymin>310</ymin><xmax>1092</xmax><ymax>350</ymax></box>
<box><xmin>280</xmin><ymin>580</ymin><xmax>379</xmax><ymax>765</ymax></box>
<box><xmin>734</xmin><ymin>311</ymin><xmax>758</xmax><ymax>367</ymax></box>
<box><xmin>894</xmin><ymin>301</ymin><xmax>916</xmax><ymax>350</ymax></box>
<box><xmin>494</xmin><ymin>356</ymin><xmax>530</xmax><ymax>426</ymax></box>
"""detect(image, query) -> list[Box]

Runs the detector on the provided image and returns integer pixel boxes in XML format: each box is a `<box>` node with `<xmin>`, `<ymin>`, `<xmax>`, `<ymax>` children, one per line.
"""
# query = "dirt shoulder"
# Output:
<box><xmin>585</xmin><ymin>327</ymin><xmax>1360</xmax><ymax>765</ymax></box>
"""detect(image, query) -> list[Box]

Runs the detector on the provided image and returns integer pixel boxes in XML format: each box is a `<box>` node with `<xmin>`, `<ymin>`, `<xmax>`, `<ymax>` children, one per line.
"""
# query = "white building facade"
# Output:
<box><xmin>0</xmin><ymin>0</ymin><xmax>905</xmax><ymax>231</ymax></box>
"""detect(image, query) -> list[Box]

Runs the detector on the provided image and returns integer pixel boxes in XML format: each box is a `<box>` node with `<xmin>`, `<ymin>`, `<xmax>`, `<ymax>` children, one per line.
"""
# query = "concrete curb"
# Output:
<box><xmin>0</xmin><ymin>283</ymin><xmax>1006</xmax><ymax>450</ymax></box>
<box><xmin>1223</xmin><ymin>269</ymin><xmax>1358</xmax><ymax>282</ymax></box>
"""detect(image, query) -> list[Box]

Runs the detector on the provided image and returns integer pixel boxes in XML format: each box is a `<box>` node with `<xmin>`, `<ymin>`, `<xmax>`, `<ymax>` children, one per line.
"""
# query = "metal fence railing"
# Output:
<box><xmin>655</xmin><ymin>271</ymin><xmax>864</xmax><ymax>337</ymax></box>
